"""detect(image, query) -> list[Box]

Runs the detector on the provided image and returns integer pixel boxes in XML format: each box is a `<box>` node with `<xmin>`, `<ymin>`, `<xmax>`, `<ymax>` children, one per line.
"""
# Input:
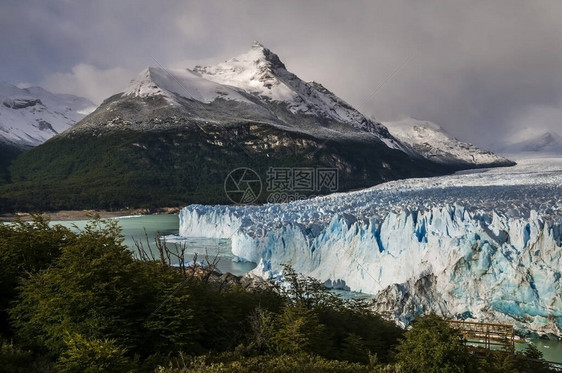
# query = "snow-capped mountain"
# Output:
<box><xmin>2</xmin><ymin>43</ymin><xmax>510</xmax><ymax>211</ymax></box>
<box><xmin>384</xmin><ymin>117</ymin><xmax>515</xmax><ymax>167</ymax></box>
<box><xmin>0</xmin><ymin>82</ymin><xmax>96</xmax><ymax>147</ymax></box>
<box><xmin>501</xmin><ymin>131</ymin><xmax>562</xmax><ymax>155</ymax></box>
<box><xmin>113</xmin><ymin>41</ymin><xmax>400</xmax><ymax>147</ymax></box>
<box><xmin>178</xmin><ymin>158</ymin><xmax>562</xmax><ymax>335</ymax></box>
<box><xmin>192</xmin><ymin>41</ymin><xmax>396</xmax><ymax>143</ymax></box>
<box><xmin>5</xmin><ymin>42</ymin><xmax>454</xmax><ymax>210</ymax></box>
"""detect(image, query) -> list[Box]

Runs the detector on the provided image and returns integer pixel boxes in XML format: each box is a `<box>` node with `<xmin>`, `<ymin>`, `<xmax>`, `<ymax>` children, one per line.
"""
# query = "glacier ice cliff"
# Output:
<box><xmin>179</xmin><ymin>159</ymin><xmax>562</xmax><ymax>335</ymax></box>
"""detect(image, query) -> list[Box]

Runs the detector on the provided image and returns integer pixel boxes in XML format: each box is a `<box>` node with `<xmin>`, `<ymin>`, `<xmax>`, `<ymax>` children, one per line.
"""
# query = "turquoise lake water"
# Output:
<box><xmin>51</xmin><ymin>214</ymin><xmax>256</xmax><ymax>276</ymax></box>
<box><xmin>515</xmin><ymin>338</ymin><xmax>562</xmax><ymax>365</ymax></box>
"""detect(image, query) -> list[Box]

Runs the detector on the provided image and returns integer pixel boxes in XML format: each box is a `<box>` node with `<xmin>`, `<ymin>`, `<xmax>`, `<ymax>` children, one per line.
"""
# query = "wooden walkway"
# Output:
<box><xmin>449</xmin><ymin>320</ymin><xmax>562</xmax><ymax>371</ymax></box>
<box><xmin>448</xmin><ymin>320</ymin><xmax>524</xmax><ymax>352</ymax></box>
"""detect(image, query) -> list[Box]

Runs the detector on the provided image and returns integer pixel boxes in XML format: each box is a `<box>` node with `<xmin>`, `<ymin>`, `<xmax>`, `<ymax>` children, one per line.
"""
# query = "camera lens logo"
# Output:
<box><xmin>224</xmin><ymin>168</ymin><xmax>262</xmax><ymax>204</ymax></box>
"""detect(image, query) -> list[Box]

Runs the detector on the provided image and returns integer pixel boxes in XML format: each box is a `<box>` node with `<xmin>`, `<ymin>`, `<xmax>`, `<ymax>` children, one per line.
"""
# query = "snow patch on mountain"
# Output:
<box><xmin>384</xmin><ymin>117</ymin><xmax>514</xmax><ymax>166</ymax></box>
<box><xmin>178</xmin><ymin>158</ymin><xmax>562</xmax><ymax>334</ymax></box>
<box><xmin>0</xmin><ymin>82</ymin><xmax>96</xmax><ymax>146</ymax></box>
<box><xmin>123</xmin><ymin>67</ymin><xmax>254</xmax><ymax>106</ymax></box>
<box><xmin>194</xmin><ymin>42</ymin><xmax>296</xmax><ymax>102</ymax></box>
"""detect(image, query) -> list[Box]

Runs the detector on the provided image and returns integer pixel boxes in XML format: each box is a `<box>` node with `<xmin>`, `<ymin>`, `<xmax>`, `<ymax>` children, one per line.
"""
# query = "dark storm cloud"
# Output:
<box><xmin>2</xmin><ymin>0</ymin><xmax>561</xmax><ymax>147</ymax></box>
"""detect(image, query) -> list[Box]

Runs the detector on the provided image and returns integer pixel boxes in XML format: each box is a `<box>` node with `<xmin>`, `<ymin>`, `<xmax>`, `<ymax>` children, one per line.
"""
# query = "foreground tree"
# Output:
<box><xmin>519</xmin><ymin>343</ymin><xmax>551</xmax><ymax>373</ymax></box>
<box><xmin>478</xmin><ymin>344</ymin><xmax>552</xmax><ymax>373</ymax></box>
<box><xmin>9</xmin><ymin>218</ymin><xmax>198</xmax><ymax>366</ymax></box>
<box><xmin>0</xmin><ymin>216</ymin><xmax>75</xmax><ymax>336</ymax></box>
<box><xmin>395</xmin><ymin>314</ymin><xmax>477</xmax><ymax>373</ymax></box>
<box><xmin>244</xmin><ymin>265</ymin><xmax>403</xmax><ymax>364</ymax></box>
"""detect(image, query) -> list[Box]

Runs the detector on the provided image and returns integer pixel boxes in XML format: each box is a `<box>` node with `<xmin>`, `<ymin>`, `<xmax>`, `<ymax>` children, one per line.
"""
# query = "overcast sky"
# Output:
<box><xmin>2</xmin><ymin>0</ymin><xmax>561</xmax><ymax>148</ymax></box>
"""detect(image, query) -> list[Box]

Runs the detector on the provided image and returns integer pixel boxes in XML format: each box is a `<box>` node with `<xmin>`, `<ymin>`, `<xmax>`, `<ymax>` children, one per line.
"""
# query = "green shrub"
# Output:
<box><xmin>0</xmin><ymin>216</ymin><xmax>75</xmax><ymax>336</ymax></box>
<box><xmin>395</xmin><ymin>314</ymin><xmax>476</xmax><ymax>373</ymax></box>
<box><xmin>158</xmin><ymin>352</ymin><xmax>373</xmax><ymax>373</ymax></box>
<box><xmin>478</xmin><ymin>346</ymin><xmax>551</xmax><ymax>373</ymax></box>
<box><xmin>274</xmin><ymin>265</ymin><xmax>403</xmax><ymax>363</ymax></box>
<box><xmin>56</xmin><ymin>333</ymin><xmax>131</xmax><ymax>373</ymax></box>
<box><xmin>0</xmin><ymin>338</ymin><xmax>54</xmax><ymax>373</ymax></box>
<box><xmin>9</xmin><ymin>218</ymin><xmax>198</xmax><ymax>357</ymax></box>
<box><xmin>270</xmin><ymin>305</ymin><xmax>327</xmax><ymax>354</ymax></box>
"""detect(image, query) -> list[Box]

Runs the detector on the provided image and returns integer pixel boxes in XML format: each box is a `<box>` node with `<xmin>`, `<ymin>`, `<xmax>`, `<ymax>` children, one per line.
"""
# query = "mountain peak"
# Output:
<box><xmin>229</xmin><ymin>42</ymin><xmax>286</xmax><ymax>70</ymax></box>
<box><xmin>246</xmin><ymin>41</ymin><xmax>284</xmax><ymax>66</ymax></box>
<box><xmin>174</xmin><ymin>44</ymin><xmax>395</xmax><ymax>138</ymax></box>
<box><xmin>502</xmin><ymin>131</ymin><xmax>562</xmax><ymax>154</ymax></box>
<box><xmin>251</xmin><ymin>40</ymin><xmax>265</xmax><ymax>49</ymax></box>
<box><xmin>539</xmin><ymin>131</ymin><xmax>562</xmax><ymax>143</ymax></box>
<box><xmin>192</xmin><ymin>43</ymin><xmax>294</xmax><ymax>104</ymax></box>
<box><xmin>193</xmin><ymin>42</ymin><xmax>287</xmax><ymax>85</ymax></box>
<box><xmin>120</xmin><ymin>44</ymin><xmax>396</xmax><ymax>141</ymax></box>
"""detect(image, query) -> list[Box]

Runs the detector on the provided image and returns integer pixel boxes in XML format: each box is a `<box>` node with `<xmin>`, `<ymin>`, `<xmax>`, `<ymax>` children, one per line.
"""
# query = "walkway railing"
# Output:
<box><xmin>448</xmin><ymin>320</ymin><xmax>524</xmax><ymax>352</ymax></box>
<box><xmin>448</xmin><ymin>319</ymin><xmax>561</xmax><ymax>371</ymax></box>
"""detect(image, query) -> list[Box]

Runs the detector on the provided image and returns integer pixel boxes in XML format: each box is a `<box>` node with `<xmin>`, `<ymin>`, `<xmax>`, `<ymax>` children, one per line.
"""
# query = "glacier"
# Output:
<box><xmin>179</xmin><ymin>158</ymin><xmax>562</xmax><ymax>335</ymax></box>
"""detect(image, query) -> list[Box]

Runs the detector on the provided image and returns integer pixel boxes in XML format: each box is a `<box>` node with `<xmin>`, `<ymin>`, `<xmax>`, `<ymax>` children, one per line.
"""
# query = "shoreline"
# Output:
<box><xmin>0</xmin><ymin>207</ymin><xmax>182</xmax><ymax>222</ymax></box>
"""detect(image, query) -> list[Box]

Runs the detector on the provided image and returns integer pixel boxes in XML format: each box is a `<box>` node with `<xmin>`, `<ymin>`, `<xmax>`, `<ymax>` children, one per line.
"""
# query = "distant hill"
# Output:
<box><xmin>384</xmin><ymin>117</ymin><xmax>515</xmax><ymax>168</ymax></box>
<box><xmin>0</xmin><ymin>83</ymin><xmax>95</xmax><ymax>184</ymax></box>
<box><xmin>0</xmin><ymin>82</ymin><xmax>95</xmax><ymax>147</ymax></box>
<box><xmin>500</xmin><ymin>131</ymin><xmax>562</xmax><ymax>156</ymax></box>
